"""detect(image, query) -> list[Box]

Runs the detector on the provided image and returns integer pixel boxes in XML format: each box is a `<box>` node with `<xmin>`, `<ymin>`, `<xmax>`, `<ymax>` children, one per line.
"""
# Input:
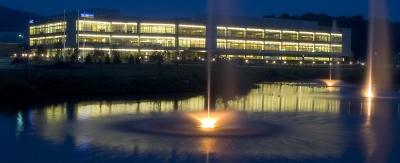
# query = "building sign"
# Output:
<box><xmin>80</xmin><ymin>13</ymin><xmax>94</xmax><ymax>18</ymax></box>
<box><xmin>29</xmin><ymin>20</ymin><xmax>34</xmax><ymax>24</ymax></box>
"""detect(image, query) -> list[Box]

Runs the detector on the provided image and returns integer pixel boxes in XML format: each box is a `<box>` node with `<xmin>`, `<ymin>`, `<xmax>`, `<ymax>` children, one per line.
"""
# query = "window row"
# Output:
<box><xmin>217</xmin><ymin>40</ymin><xmax>342</xmax><ymax>53</ymax></box>
<box><xmin>76</xmin><ymin>36</ymin><xmax>205</xmax><ymax>48</ymax></box>
<box><xmin>30</xmin><ymin>22</ymin><xmax>66</xmax><ymax>35</ymax></box>
<box><xmin>217</xmin><ymin>27</ymin><xmax>342</xmax><ymax>42</ymax></box>
<box><xmin>30</xmin><ymin>36</ymin><xmax>65</xmax><ymax>46</ymax></box>
<box><xmin>76</xmin><ymin>22</ymin><xmax>207</xmax><ymax>35</ymax></box>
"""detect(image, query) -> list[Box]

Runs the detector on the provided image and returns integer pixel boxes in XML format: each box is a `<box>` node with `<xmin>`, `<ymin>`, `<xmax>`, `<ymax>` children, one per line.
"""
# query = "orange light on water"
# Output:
<box><xmin>199</xmin><ymin>118</ymin><xmax>218</xmax><ymax>128</ymax></box>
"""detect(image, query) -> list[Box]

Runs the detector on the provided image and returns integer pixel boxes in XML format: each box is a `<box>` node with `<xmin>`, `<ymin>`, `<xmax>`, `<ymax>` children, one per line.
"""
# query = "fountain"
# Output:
<box><xmin>364</xmin><ymin>0</ymin><xmax>392</xmax><ymax>98</ymax></box>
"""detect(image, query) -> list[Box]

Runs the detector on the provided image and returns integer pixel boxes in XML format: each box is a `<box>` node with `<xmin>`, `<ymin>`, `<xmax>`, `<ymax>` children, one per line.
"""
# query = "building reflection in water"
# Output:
<box><xmin>27</xmin><ymin>83</ymin><xmax>353</xmax><ymax>160</ymax></box>
<box><xmin>33</xmin><ymin>83</ymin><xmax>343</xmax><ymax>122</ymax></box>
<box><xmin>216</xmin><ymin>83</ymin><xmax>341</xmax><ymax>112</ymax></box>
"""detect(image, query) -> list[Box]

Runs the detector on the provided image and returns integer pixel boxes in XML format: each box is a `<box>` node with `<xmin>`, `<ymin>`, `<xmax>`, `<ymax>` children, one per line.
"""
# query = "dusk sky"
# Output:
<box><xmin>2</xmin><ymin>0</ymin><xmax>400</xmax><ymax>22</ymax></box>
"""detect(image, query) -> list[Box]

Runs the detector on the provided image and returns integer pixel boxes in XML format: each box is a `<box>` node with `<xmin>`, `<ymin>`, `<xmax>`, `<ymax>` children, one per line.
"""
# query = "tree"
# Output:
<box><xmin>93</xmin><ymin>49</ymin><xmax>104</xmax><ymax>63</ymax></box>
<box><xmin>54</xmin><ymin>42</ymin><xmax>63</xmax><ymax>61</ymax></box>
<box><xmin>104</xmin><ymin>55</ymin><xmax>111</xmax><ymax>64</ymax></box>
<box><xmin>112</xmin><ymin>51</ymin><xmax>122</xmax><ymax>64</ymax></box>
<box><xmin>149</xmin><ymin>51</ymin><xmax>163</xmax><ymax>64</ymax></box>
<box><xmin>69</xmin><ymin>46</ymin><xmax>79</xmax><ymax>63</ymax></box>
<box><xmin>128</xmin><ymin>54</ymin><xmax>135</xmax><ymax>63</ymax></box>
<box><xmin>84</xmin><ymin>54</ymin><xmax>92</xmax><ymax>64</ymax></box>
<box><xmin>33</xmin><ymin>44</ymin><xmax>46</xmax><ymax>64</ymax></box>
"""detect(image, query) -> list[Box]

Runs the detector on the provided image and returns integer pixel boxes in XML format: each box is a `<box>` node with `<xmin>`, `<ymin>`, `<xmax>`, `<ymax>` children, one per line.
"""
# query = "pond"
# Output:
<box><xmin>1</xmin><ymin>83</ymin><xmax>400</xmax><ymax>163</ymax></box>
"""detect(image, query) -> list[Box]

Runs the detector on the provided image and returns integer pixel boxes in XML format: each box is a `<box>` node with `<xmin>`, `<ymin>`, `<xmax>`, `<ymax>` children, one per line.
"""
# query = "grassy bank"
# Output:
<box><xmin>1</xmin><ymin>62</ymin><xmax>394</xmax><ymax>106</ymax></box>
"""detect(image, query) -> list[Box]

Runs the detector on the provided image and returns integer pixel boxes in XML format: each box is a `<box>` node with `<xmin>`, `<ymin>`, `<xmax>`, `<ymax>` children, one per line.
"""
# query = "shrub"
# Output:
<box><xmin>128</xmin><ymin>54</ymin><xmax>135</xmax><ymax>63</ymax></box>
<box><xmin>84</xmin><ymin>55</ymin><xmax>92</xmax><ymax>64</ymax></box>
<box><xmin>113</xmin><ymin>54</ymin><xmax>122</xmax><ymax>64</ymax></box>
<box><xmin>105</xmin><ymin>55</ymin><xmax>111</xmax><ymax>64</ymax></box>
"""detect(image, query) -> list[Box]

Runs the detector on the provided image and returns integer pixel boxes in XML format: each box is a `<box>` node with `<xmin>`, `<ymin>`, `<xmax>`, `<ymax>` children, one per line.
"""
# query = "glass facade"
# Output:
<box><xmin>111</xmin><ymin>36</ymin><xmax>139</xmax><ymax>46</ymax></box>
<box><xmin>78</xmin><ymin>34</ymin><xmax>110</xmax><ymax>44</ymax></box>
<box><xmin>227</xmin><ymin>40</ymin><xmax>245</xmax><ymax>49</ymax></box>
<box><xmin>139</xmin><ymin>37</ymin><xmax>175</xmax><ymax>47</ymax></box>
<box><xmin>216</xmin><ymin>26</ymin><xmax>343</xmax><ymax>54</ymax></box>
<box><xmin>226</xmin><ymin>27</ymin><xmax>245</xmax><ymax>38</ymax></box>
<box><xmin>179</xmin><ymin>38</ymin><xmax>205</xmax><ymax>48</ymax></box>
<box><xmin>246</xmin><ymin>41</ymin><xmax>263</xmax><ymax>50</ymax></box>
<box><xmin>30</xmin><ymin>22</ymin><xmax>66</xmax><ymax>35</ymax></box>
<box><xmin>29</xmin><ymin>17</ymin><xmax>346</xmax><ymax>60</ymax></box>
<box><xmin>140</xmin><ymin>23</ymin><xmax>175</xmax><ymax>34</ymax></box>
<box><xmin>179</xmin><ymin>25</ymin><xmax>206</xmax><ymax>36</ymax></box>
<box><xmin>30</xmin><ymin>35</ymin><xmax>65</xmax><ymax>46</ymax></box>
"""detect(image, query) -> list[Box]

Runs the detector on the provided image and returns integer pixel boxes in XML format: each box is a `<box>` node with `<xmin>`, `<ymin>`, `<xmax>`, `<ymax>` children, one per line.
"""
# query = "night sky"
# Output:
<box><xmin>2</xmin><ymin>0</ymin><xmax>400</xmax><ymax>22</ymax></box>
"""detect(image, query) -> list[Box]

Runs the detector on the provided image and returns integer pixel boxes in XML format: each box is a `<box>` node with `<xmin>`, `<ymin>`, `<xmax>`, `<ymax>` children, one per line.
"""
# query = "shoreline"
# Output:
<box><xmin>1</xmin><ymin>63</ymin><xmax>397</xmax><ymax>111</ymax></box>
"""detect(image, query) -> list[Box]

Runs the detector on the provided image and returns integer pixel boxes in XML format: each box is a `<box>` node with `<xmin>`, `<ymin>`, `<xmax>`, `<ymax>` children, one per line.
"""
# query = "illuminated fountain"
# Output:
<box><xmin>364</xmin><ymin>0</ymin><xmax>392</xmax><ymax>98</ymax></box>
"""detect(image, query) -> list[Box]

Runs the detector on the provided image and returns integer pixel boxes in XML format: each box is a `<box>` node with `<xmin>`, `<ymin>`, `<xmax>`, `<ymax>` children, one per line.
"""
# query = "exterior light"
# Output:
<box><xmin>284</xmin><ymin>61</ymin><xmax>286</xmax><ymax>64</ymax></box>
<box><xmin>273</xmin><ymin>61</ymin><xmax>276</xmax><ymax>64</ymax></box>
<box><xmin>350</xmin><ymin>62</ymin><xmax>353</xmax><ymax>65</ymax></box>
<box><xmin>337</xmin><ymin>62</ymin><xmax>340</xmax><ymax>64</ymax></box>
<box><xmin>313</xmin><ymin>61</ymin><xmax>315</xmax><ymax>64</ymax></box>
<box><xmin>212</xmin><ymin>58</ymin><xmax>215</xmax><ymax>61</ymax></box>
<box><xmin>329</xmin><ymin>62</ymin><xmax>332</xmax><ymax>65</ymax></box>
<box><xmin>177</xmin><ymin>57</ymin><xmax>180</xmax><ymax>60</ymax></box>
<box><xmin>245</xmin><ymin>59</ymin><xmax>248</xmax><ymax>63</ymax></box>
<box><xmin>324</xmin><ymin>62</ymin><xmax>326</xmax><ymax>64</ymax></box>
<box><xmin>266</xmin><ymin>60</ymin><xmax>269</xmax><ymax>63</ymax></box>
<box><xmin>361</xmin><ymin>63</ymin><xmax>365</xmax><ymax>66</ymax></box>
<box><xmin>300</xmin><ymin>61</ymin><xmax>302</xmax><ymax>64</ymax></box>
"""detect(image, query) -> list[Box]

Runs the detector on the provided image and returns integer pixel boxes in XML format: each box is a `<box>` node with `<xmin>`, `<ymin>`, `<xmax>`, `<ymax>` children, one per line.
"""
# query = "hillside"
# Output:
<box><xmin>0</xmin><ymin>6</ymin><xmax>43</xmax><ymax>31</ymax></box>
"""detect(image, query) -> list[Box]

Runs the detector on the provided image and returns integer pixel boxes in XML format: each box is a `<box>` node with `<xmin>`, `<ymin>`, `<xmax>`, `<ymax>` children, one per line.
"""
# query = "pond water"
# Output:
<box><xmin>1</xmin><ymin>83</ymin><xmax>400</xmax><ymax>163</ymax></box>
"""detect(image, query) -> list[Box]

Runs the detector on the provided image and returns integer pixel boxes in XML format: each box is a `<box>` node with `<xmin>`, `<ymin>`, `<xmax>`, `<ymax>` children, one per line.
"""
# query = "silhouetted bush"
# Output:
<box><xmin>84</xmin><ymin>55</ymin><xmax>92</xmax><ymax>64</ymax></box>
<box><xmin>104</xmin><ymin>55</ymin><xmax>111</xmax><ymax>64</ymax></box>
<box><xmin>113</xmin><ymin>55</ymin><xmax>122</xmax><ymax>64</ymax></box>
<box><xmin>128</xmin><ymin>54</ymin><xmax>135</xmax><ymax>63</ymax></box>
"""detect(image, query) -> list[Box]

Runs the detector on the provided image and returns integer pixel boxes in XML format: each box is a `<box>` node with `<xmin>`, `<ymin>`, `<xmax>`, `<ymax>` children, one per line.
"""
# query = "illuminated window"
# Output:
<box><xmin>226</xmin><ymin>27</ymin><xmax>245</xmax><ymax>38</ymax></box>
<box><xmin>227</xmin><ymin>40</ymin><xmax>245</xmax><ymax>49</ymax></box>
<box><xmin>30</xmin><ymin>22</ymin><xmax>66</xmax><ymax>35</ymax></box>
<box><xmin>298</xmin><ymin>32</ymin><xmax>314</xmax><ymax>41</ymax></box>
<box><xmin>315</xmin><ymin>33</ymin><xmax>330</xmax><ymax>42</ymax></box>
<box><xmin>78</xmin><ymin>21</ymin><xmax>110</xmax><ymax>32</ymax></box>
<box><xmin>265</xmin><ymin>30</ymin><xmax>281</xmax><ymax>40</ymax></box>
<box><xmin>246</xmin><ymin>28</ymin><xmax>264</xmax><ymax>38</ymax></box>
<box><xmin>331</xmin><ymin>34</ymin><xmax>342</xmax><ymax>43</ymax></box>
<box><xmin>314</xmin><ymin>44</ymin><xmax>330</xmax><ymax>52</ymax></box>
<box><xmin>298</xmin><ymin>43</ymin><xmax>314</xmax><ymax>52</ymax></box>
<box><xmin>140</xmin><ymin>23</ymin><xmax>175</xmax><ymax>34</ymax></box>
<box><xmin>331</xmin><ymin>45</ymin><xmax>342</xmax><ymax>53</ymax></box>
<box><xmin>111</xmin><ymin>22</ymin><xmax>126</xmax><ymax>33</ymax></box>
<box><xmin>264</xmin><ymin>42</ymin><xmax>280</xmax><ymax>51</ymax></box>
<box><xmin>78</xmin><ymin>35</ymin><xmax>110</xmax><ymax>44</ymax></box>
<box><xmin>281</xmin><ymin>31</ymin><xmax>298</xmax><ymax>40</ymax></box>
<box><xmin>217</xmin><ymin>39</ymin><xmax>226</xmax><ymax>49</ymax></box>
<box><xmin>179</xmin><ymin>25</ymin><xmax>206</xmax><ymax>36</ymax></box>
<box><xmin>281</xmin><ymin>42</ymin><xmax>298</xmax><ymax>51</ymax></box>
<box><xmin>179</xmin><ymin>38</ymin><xmax>205</xmax><ymax>48</ymax></box>
<box><xmin>139</xmin><ymin>37</ymin><xmax>175</xmax><ymax>47</ymax></box>
<box><xmin>30</xmin><ymin>36</ymin><xmax>65</xmax><ymax>45</ymax></box>
<box><xmin>246</xmin><ymin>41</ymin><xmax>263</xmax><ymax>50</ymax></box>
<box><xmin>111</xmin><ymin>36</ymin><xmax>139</xmax><ymax>46</ymax></box>
<box><xmin>217</xmin><ymin>27</ymin><xmax>226</xmax><ymax>37</ymax></box>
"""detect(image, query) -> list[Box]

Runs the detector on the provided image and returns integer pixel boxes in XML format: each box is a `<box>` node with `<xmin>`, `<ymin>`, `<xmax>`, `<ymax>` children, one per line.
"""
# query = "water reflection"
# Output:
<box><xmin>23</xmin><ymin>83</ymin><xmax>399</xmax><ymax>162</ymax></box>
